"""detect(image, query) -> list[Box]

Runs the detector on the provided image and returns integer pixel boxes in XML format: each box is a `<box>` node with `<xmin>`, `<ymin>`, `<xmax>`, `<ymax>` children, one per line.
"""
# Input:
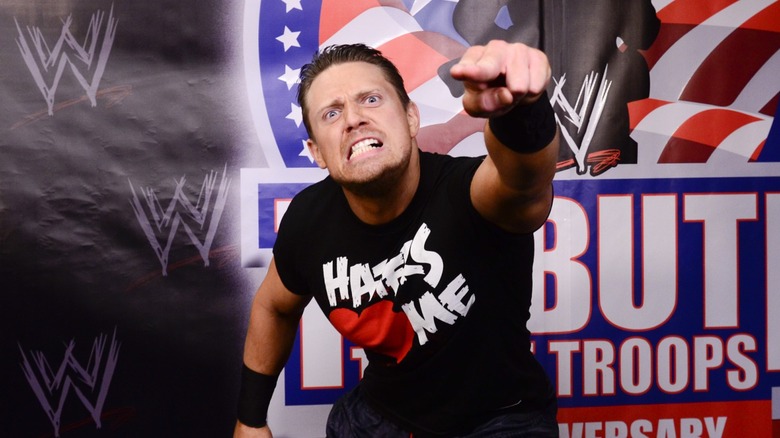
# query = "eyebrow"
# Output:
<box><xmin>316</xmin><ymin>96</ymin><xmax>345</xmax><ymax>115</ymax></box>
<box><xmin>315</xmin><ymin>88</ymin><xmax>383</xmax><ymax>115</ymax></box>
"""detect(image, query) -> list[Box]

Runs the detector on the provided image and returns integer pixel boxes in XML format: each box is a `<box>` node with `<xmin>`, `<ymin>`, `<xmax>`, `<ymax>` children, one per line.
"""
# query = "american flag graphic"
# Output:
<box><xmin>256</xmin><ymin>0</ymin><xmax>779</xmax><ymax>169</ymax></box>
<box><xmin>629</xmin><ymin>0</ymin><xmax>780</xmax><ymax>163</ymax></box>
<box><xmin>258</xmin><ymin>0</ymin><xmax>476</xmax><ymax>168</ymax></box>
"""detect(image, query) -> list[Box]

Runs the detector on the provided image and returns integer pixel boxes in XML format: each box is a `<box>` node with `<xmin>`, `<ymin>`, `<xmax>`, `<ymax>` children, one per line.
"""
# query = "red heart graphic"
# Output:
<box><xmin>329</xmin><ymin>301</ymin><xmax>415</xmax><ymax>363</ymax></box>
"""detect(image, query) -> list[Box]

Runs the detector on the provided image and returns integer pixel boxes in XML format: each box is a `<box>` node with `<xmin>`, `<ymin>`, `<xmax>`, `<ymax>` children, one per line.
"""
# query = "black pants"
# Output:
<box><xmin>326</xmin><ymin>385</ymin><xmax>559</xmax><ymax>438</ymax></box>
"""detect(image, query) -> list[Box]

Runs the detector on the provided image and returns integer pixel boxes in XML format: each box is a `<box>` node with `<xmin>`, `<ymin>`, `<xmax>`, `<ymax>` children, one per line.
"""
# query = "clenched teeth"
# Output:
<box><xmin>350</xmin><ymin>138</ymin><xmax>381</xmax><ymax>159</ymax></box>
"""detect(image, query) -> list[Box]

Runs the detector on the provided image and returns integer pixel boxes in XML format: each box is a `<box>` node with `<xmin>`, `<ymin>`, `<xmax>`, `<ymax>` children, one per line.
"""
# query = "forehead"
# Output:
<box><xmin>307</xmin><ymin>61</ymin><xmax>392</xmax><ymax>102</ymax></box>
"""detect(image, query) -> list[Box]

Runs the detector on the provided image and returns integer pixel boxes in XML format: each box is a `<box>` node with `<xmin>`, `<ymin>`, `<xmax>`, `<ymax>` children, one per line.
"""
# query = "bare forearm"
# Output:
<box><xmin>453</xmin><ymin>40</ymin><xmax>559</xmax><ymax>232</ymax></box>
<box><xmin>243</xmin><ymin>295</ymin><xmax>305</xmax><ymax>375</ymax></box>
<box><xmin>473</xmin><ymin>125</ymin><xmax>558</xmax><ymax>233</ymax></box>
<box><xmin>236</xmin><ymin>260</ymin><xmax>310</xmax><ymax>434</ymax></box>
<box><xmin>242</xmin><ymin>258</ymin><xmax>310</xmax><ymax>374</ymax></box>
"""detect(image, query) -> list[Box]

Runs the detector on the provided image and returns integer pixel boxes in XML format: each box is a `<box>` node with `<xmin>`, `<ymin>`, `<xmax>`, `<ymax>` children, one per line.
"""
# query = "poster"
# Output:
<box><xmin>1</xmin><ymin>0</ymin><xmax>778</xmax><ymax>437</ymax></box>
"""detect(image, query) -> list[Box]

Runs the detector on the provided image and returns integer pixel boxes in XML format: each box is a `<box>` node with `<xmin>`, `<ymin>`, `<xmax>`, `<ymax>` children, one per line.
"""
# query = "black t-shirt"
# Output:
<box><xmin>274</xmin><ymin>151</ymin><xmax>553</xmax><ymax>436</ymax></box>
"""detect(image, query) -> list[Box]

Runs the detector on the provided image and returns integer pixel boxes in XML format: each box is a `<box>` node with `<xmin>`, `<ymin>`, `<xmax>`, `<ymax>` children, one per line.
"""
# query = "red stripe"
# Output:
<box><xmin>656</xmin><ymin>0</ymin><xmax>738</xmax><ymax>25</ymax></box>
<box><xmin>742</xmin><ymin>0</ymin><xmax>780</xmax><ymax>33</ymax></box>
<box><xmin>627</xmin><ymin>98</ymin><xmax>670</xmax><ymax>130</ymax></box>
<box><xmin>640</xmin><ymin>23</ymin><xmax>694</xmax><ymax>71</ymax></box>
<box><xmin>643</xmin><ymin>0</ymin><xmax>740</xmax><ymax>70</ymax></box>
<box><xmin>751</xmin><ymin>139</ymin><xmax>767</xmax><ymax>162</ymax></box>
<box><xmin>659</xmin><ymin>137</ymin><xmax>717</xmax><ymax>163</ymax></box>
<box><xmin>674</xmin><ymin>108</ymin><xmax>760</xmax><ymax>147</ymax></box>
<box><xmin>659</xmin><ymin>108</ymin><xmax>761</xmax><ymax>162</ymax></box>
<box><xmin>680</xmin><ymin>27</ymin><xmax>780</xmax><ymax>106</ymax></box>
<box><xmin>377</xmin><ymin>33</ymin><xmax>449</xmax><ymax>92</ymax></box>
<box><xmin>760</xmin><ymin>92</ymin><xmax>779</xmax><ymax>118</ymax></box>
<box><xmin>319</xmin><ymin>0</ymin><xmax>387</xmax><ymax>43</ymax></box>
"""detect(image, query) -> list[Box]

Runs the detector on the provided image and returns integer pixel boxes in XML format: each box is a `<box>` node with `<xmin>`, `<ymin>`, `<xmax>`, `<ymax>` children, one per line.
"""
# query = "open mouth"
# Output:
<box><xmin>349</xmin><ymin>138</ymin><xmax>383</xmax><ymax>160</ymax></box>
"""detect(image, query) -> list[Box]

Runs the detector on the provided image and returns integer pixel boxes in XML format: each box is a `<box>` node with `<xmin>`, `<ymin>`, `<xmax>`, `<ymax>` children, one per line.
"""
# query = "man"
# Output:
<box><xmin>235</xmin><ymin>40</ymin><xmax>559</xmax><ymax>437</ymax></box>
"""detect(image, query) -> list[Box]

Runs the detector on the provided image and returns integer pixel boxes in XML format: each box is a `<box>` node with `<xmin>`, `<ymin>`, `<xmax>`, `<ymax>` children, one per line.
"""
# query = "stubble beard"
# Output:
<box><xmin>337</xmin><ymin>149</ymin><xmax>412</xmax><ymax>199</ymax></box>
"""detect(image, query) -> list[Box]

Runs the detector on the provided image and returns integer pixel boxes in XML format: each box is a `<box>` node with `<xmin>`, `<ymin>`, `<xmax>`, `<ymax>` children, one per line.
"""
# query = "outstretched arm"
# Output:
<box><xmin>234</xmin><ymin>259</ymin><xmax>312</xmax><ymax>438</ymax></box>
<box><xmin>451</xmin><ymin>40</ymin><xmax>559</xmax><ymax>234</ymax></box>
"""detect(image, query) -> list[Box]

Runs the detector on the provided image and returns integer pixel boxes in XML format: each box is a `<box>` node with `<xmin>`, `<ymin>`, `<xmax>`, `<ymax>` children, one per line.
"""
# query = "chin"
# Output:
<box><xmin>340</xmin><ymin>161</ymin><xmax>408</xmax><ymax>198</ymax></box>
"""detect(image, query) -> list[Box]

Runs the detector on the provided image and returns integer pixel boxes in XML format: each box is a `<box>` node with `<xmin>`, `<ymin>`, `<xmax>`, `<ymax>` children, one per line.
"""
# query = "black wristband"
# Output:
<box><xmin>237</xmin><ymin>364</ymin><xmax>279</xmax><ymax>428</ymax></box>
<box><xmin>488</xmin><ymin>91</ymin><xmax>557</xmax><ymax>154</ymax></box>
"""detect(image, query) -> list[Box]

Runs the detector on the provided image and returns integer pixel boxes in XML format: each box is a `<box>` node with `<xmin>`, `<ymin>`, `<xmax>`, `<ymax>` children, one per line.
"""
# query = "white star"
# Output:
<box><xmin>278</xmin><ymin>65</ymin><xmax>301</xmax><ymax>90</ymax></box>
<box><xmin>281</xmin><ymin>0</ymin><xmax>303</xmax><ymax>13</ymax></box>
<box><xmin>299</xmin><ymin>139</ymin><xmax>314</xmax><ymax>163</ymax></box>
<box><xmin>286</xmin><ymin>103</ymin><xmax>303</xmax><ymax>127</ymax></box>
<box><xmin>276</xmin><ymin>26</ymin><xmax>301</xmax><ymax>52</ymax></box>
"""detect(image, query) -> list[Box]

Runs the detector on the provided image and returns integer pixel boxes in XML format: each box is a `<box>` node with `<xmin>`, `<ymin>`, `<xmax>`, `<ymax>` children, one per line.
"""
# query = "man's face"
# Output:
<box><xmin>305</xmin><ymin>61</ymin><xmax>420</xmax><ymax>197</ymax></box>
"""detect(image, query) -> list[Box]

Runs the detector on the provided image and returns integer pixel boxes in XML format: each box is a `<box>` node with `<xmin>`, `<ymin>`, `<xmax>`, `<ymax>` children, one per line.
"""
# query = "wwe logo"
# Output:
<box><xmin>550</xmin><ymin>65</ymin><xmax>613</xmax><ymax>175</ymax></box>
<box><xmin>14</xmin><ymin>5</ymin><xmax>118</xmax><ymax>115</ymax></box>
<box><xmin>19</xmin><ymin>330</ymin><xmax>121</xmax><ymax>438</ymax></box>
<box><xmin>129</xmin><ymin>165</ymin><xmax>231</xmax><ymax>276</ymax></box>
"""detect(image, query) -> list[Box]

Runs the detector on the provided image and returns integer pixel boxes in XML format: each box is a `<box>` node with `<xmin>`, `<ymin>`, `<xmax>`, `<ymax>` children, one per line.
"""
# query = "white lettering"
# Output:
<box><xmin>323</xmin><ymin>257</ymin><xmax>350</xmax><ymax>307</ymax></box>
<box><xmin>585</xmin><ymin>422</ymin><xmax>602</xmax><ymax>437</ymax></box>
<box><xmin>397</xmin><ymin>240</ymin><xmax>424</xmax><ymax>286</ymax></box>
<box><xmin>657</xmin><ymin>336</ymin><xmax>689</xmax><ymax>394</ymax></box>
<box><xmin>560</xmin><ymin>417</ymin><xmax>727</xmax><ymax>438</ymax></box>
<box><xmin>705</xmin><ymin>417</ymin><xmax>727</xmax><ymax>438</ymax></box>
<box><xmin>402</xmin><ymin>292</ymin><xmax>458</xmax><ymax>345</ymax></box>
<box><xmin>530</xmin><ymin>198</ymin><xmax>591</xmax><ymax>333</ymax></box>
<box><xmin>321</xmin><ymin>223</ymin><xmax>463</xmax><ymax>311</ymax></box>
<box><xmin>657</xmin><ymin>418</ymin><xmax>676</xmax><ymax>437</ymax></box>
<box><xmin>767</xmin><ymin>193</ymin><xmax>780</xmax><ymax>371</ymax></box>
<box><xmin>599</xmin><ymin>194</ymin><xmax>678</xmax><ymax>330</ymax></box>
<box><xmin>620</xmin><ymin>338</ymin><xmax>653</xmax><ymax>395</ymax></box>
<box><xmin>584</xmin><ymin>340</ymin><xmax>615</xmax><ymax>396</ymax></box>
<box><xmin>631</xmin><ymin>419</ymin><xmax>653</xmax><ymax>438</ymax></box>
<box><xmin>680</xmin><ymin>417</ymin><xmax>703</xmax><ymax>438</ymax></box>
<box><xmin>549</xmin><ymin>335</ymin><xmax>755</xmax><ymax>397</ymax></box>
<box><xmin>549</xmin><ymin>340</ymin><xmax>581</xmax><ymax>397</ymax></box>
<box><xmin>726</xmin><ymin>334</ymin><xmax>758</xmax><ymax>390</ymax></box>
<box><xmin>438</xmin><ymin>274</ymin><xmax>474</xmax><ymax>317</ymax></box>
<box><xmin>684</xmin><ymin>194</ymin><xmax>758</xmax><ymax>328</ymax></box>
<box><xmin>350</xmin><ymin>263</ymin><xmax>378</xmax><ymax>307</ymax></box>
<box><xmin>605</xmin><ymin>421</ymin><xmax>627</xmax><ymax>438</ymax></box>
<box><xmin>409</xmin><ymin>223</ymin><xmax>444</xmax><ymax>288</ymax></box>
<box><xmin>694</xmin><ymin>336</ymin><xmax>724</xmax><ymax>391</ymax></box>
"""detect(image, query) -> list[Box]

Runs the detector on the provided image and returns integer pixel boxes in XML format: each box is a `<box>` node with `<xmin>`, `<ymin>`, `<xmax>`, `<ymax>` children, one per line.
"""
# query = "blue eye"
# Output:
<box><xmin>365</xmin><ymin>95</ymin><xmax>380</xmax><ymax>104</ymax></box>
<box><xmin>324</xmin><ymin>109</ymin><xmax>339</xmax><ymax>120</ymax></box>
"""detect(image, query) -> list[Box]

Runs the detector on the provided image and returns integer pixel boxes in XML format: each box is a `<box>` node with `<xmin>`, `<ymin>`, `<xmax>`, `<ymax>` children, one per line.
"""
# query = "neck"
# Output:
<box><xmin>343</xmin><ymin>149</ymin><xmax>421</xmax><ymax>225</ymax></box>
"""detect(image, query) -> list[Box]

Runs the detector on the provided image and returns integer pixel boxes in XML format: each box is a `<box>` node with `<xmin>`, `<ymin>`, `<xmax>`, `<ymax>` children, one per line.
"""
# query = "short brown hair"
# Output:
<box><xmin>296</xmin><ymin>43</ymin><xmax>411</xmax><ymax>136</ymax></box>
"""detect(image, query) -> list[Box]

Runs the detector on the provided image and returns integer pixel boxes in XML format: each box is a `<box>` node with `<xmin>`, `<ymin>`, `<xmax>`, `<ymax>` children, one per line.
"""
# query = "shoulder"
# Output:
<box><xmin>275</xmin><ymin>176</ymin><xmax>342</xmax><ymax>238</ymax></box>
<box><xmin>285</xmin><ymin>176</ymin><xmax>339</xmax><ymax>215</ymax></box>
<box><xmin>292</xmin><ymin>175</ymin><xmax>338</xmax><ymax>202</ymax></box>
<box><xmin>419</xmin><ymin>151</ymin><xmax>484</xmax><ymax>181</ymax></box>
<box><xmin>419</xmin><ymin>151</ymin><xmax>485</xmax><ymax>190</ymax></box>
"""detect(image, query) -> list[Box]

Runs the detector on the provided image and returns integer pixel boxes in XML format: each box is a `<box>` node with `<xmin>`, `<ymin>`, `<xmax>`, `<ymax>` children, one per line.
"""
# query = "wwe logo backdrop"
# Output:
<box><xmin>14</xmin><ymin>4</ymin><xmax>118</xmax><ymax>116</ymax></box>
<box><xmin>129</xmin><ymin>166</ymin><xmax>231</xmax><ymax>276</ymax></box>
<box><xmin>18</xmin><ymin>331</ymin><xmax>121</xmax><ymax>438</ymax></box>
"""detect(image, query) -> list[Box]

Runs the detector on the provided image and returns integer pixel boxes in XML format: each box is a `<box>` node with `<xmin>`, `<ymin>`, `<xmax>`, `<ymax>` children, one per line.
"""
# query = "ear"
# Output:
<box><xmin>306</xmin><ymin>138</ymin><xmax>327</xmax><ymax>169</ymax></box>
<box><xmin>406</xmin><ymin>101</ymin><xmax>420</xmax><ymax>138</ymax></box>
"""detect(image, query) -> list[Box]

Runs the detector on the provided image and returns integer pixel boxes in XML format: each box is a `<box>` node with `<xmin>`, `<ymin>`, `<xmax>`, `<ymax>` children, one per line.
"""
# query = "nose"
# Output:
<box><xmin>343</xmin><ymin>102</ymin><xmax>367</xmax><ymax>132</ymax></box>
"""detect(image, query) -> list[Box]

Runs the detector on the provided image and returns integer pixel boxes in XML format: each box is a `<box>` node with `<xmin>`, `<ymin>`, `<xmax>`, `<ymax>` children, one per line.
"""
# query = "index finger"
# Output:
<box><xmin>503</xmin><ymin>46</ymin><xmax>550</xmax><ymax>96</ymax></box>
<box><xmin>450</xmin><ymin>44</ymin><xmax>504</xmax><ymax>84</ymax></box>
